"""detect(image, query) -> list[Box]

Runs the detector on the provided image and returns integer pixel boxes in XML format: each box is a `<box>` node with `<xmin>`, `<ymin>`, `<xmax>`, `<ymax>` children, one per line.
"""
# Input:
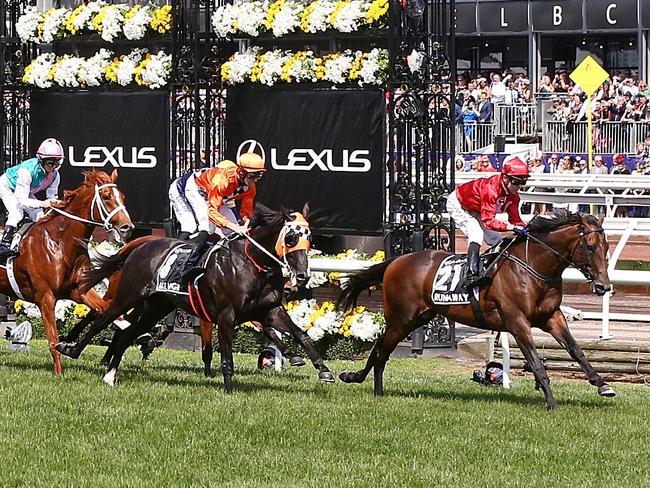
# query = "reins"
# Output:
<box><xmin>494</xmin><ymin>224</ymin><xmax>604</xmax><ymax>284</ymax></box>
<box><xmin>49</xmin><ymin>183</ymin><xmax>130</xmax><ymax>232</ymax></box>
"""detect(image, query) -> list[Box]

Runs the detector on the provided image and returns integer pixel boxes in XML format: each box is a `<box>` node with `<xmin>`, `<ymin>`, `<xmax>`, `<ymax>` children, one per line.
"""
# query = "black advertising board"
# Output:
<box><xmin>30</xmin><ymin>91</ymin><xmax>169</xmax><ymax>225</ymax></box>
<box><xmin>225</xmin><ymin>88</ymin><xmax>385</xmax><ymax>234</ymax></box>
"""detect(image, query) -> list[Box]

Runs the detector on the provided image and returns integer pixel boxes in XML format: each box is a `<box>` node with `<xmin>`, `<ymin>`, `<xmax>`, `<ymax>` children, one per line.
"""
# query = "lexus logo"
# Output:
<box><xmin>236</xmin><ymin>140</ymin><xmax>371</xmax><ymax>172</ymax></box>
<box><xmin>68</xmin><ymin>146</ymin><xmax>158</xmax><ymax>168</ymax></box>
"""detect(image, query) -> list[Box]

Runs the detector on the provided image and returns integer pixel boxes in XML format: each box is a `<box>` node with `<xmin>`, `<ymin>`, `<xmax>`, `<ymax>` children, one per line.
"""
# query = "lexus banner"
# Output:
<box><xmin>226</xmin><ymin>89</ymin><xmax>385</xmax><ymax>233</ymax></box>
<box><xmin>30</xmin><ymin>91</ymin><xmax>169</xmax><ymax>225</ymax></box>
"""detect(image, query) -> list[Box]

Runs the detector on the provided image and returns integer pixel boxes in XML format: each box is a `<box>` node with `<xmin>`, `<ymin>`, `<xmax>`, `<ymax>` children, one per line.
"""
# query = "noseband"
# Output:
<box><xmin>504</xmin><ymin>223</ymin><xmax>605</xmax><ymax>284</ymax></box>
<box><xmin>51</xmin><ymin>183</ymin><xmax>131</xmax><ymax>232</ymax></box>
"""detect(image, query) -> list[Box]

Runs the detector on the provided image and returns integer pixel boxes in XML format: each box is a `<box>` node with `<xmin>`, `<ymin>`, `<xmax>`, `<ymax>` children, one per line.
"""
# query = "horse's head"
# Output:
<box><xmin>276</xmin><ymin>203</ymin><xmax>312</xmax><ymax>289</ymax></box>
<box><xmin>571</xmin><ymin>213</ymin><xmax>611</xmax><ymax>296</ymax></box>
<box><xmin>84</xmin><ymin>170</ymin><xmax>134</xmax><ymax>243</ymax></box>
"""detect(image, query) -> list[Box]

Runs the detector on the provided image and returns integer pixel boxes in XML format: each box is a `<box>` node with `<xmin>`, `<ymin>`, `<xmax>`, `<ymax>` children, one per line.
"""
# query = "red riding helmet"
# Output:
<box><xmin>501</xmin><ymin>156</ymin><xmax>530</xmax><ymax>178</ymax></box>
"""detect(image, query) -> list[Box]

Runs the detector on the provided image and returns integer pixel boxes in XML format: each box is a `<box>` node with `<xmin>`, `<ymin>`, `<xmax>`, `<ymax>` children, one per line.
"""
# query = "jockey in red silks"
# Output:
<box><xmin>0</xmin><ymin>138</ymin><xmax>64</xmax><ymax>259</ymax></box>
<box><xmin>169</xmin><ymin>152</ymin><xmax>267</xmax><ymax>283</ymax></box>
<box><xmin>446</xmin><ymin>156</ymin><xmax>529</xmax><ymax>289</ymax></box>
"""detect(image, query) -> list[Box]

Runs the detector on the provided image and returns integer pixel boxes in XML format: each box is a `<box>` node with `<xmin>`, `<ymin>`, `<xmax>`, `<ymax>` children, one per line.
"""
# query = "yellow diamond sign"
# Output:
<box><xmin>570</xmin><ymin>55</ymin><xmax>609</xmax><ymax>96</ymax></box>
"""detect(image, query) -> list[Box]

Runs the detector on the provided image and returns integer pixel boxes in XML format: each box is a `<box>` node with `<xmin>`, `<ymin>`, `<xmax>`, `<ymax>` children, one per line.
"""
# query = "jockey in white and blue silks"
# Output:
<box><xmin>0</xmin><ymin>138</ymin><xmax>64</xmax><ymax>258</ymax></box>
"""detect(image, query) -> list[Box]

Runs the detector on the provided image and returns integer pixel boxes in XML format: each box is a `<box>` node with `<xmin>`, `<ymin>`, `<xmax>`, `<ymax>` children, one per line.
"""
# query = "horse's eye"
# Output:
<box><xmin>285</xmin><ymin>232</ymin><xmax>299</xmax><ymax>248</ymax></box>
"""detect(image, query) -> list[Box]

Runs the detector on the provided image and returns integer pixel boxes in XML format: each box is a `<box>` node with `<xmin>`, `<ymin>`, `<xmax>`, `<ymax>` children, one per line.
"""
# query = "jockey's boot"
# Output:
<box><xmin>181</xmin><ymin>230</ymin><xmax>210</xmax><ymax>285</ymax></box>
<box><xmin>0</xmin><ymin>226</ymin><xmax>20</xmax><ymax>259</ymax></box>
<box><xmin>463</xmin><ymin>242</ymin><xmax>488</xmax><ymax>291</ymax></box>
<box><xmin>176</xmin><ymin>231</ymin><xmax>190</xmax><ymax>241</ymax></box>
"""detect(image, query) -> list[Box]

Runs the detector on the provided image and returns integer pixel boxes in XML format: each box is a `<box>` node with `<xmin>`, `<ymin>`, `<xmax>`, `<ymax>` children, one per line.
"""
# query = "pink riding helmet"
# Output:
<box><xmin>36</xmin><ymin>138</ymin><xmax>64</xmax><ymax>162</ymax></box>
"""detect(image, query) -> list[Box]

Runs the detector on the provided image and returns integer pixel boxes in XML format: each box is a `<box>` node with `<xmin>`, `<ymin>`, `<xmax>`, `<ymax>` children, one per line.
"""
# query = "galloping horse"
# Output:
<box><xmin>337</xmin><ymin>210</ymin><xmax>616</xmax><ymax>408</ymax></box>
<box><xmin>0</xmin><ymin>169</ymin><xmax>133</xmax><ymax>374</ymax></box>
<box><xmin>57</xmin><ymin>203</ymin><xmax>334</xmax><ymax>390</ymax></box>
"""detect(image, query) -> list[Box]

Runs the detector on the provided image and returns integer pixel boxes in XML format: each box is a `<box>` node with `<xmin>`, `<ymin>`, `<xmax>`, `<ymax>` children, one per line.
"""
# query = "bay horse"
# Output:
<box><xmin>57</xmin><ymin>203</ymin><xmax>334</xmax><ymax>390</ymax></box>
<box><xmin>0</xmin><ymin>169</ymin><xmax>133</xmax><ymax>374</ymax></box>
<box><xmin>337</xmin><ymin>210</ymin><xmax>616</xmax><ymax>409</ymax></box>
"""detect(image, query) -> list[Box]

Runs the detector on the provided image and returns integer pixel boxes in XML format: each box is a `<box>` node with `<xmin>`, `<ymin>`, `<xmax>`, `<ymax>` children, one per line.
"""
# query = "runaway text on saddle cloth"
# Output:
<box><xmin>156</xmin><ymin>245</ymin><xmax>194</xmax><ymax>294</ymax></box>
<box><xmin>431</xmin><ymin>255</ymin><xmax>471</xmax><ymax>305</ymax></box>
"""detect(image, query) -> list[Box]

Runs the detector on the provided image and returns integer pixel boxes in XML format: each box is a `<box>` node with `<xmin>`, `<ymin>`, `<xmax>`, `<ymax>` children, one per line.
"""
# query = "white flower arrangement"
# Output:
<box><xmin>286</xmin><ymin>299</ymin><xmax>384</xmax><ymax>343</ymax></box>
<box><xmin>330</xmin><ymin>0</ymin><xmax>365</xmax><ymax>33</ymax></box>
<box><xmin>137</xmin><ymin>51</ymin><xmax>173</xmax><ymax>89</ymax></box>
<box><xmin>21</xmin><ymin>53</ymin><xmax>56</xmax><ymax>89</ymax></box>
<box><xmin>15</xmin><ymin>6</ymin><xmax>41</xmax><ymax>43</ymax></box>
<box><xmin>96</xmin><ymin>4</ymin><xmax>128</xmax><ymax>42</ymax></box>
<box><xmin>16</xmin><ymin>2</ymin><xmax>172</xmax><ymax>44</ymax></box>
<box><xmin>78</xmin><ymin>49</ymin><xmax>113</xmax><ymax>87</ymax></box>
<box><xmin>222</xmin><ymin>48</ymin><xmax>388</xmax><ymax>86</ymax></box>
<box><xmin>212</xmin><ymin>0</ymin><xmax>388</xmax><ymax>38</ymax></box>
<box><xmin>123</xmin><ymin>5</ymin><xmax>154</xmax><ymax>40</ymax></box>
<box><xmin>23</xmin><ymin>49</ymin><xmax>171</xmax><ymax>89</ymax></box>
<box><xmin>41</xmin><ymin>7</ymin><xmax>69</xmax><ymax>43</ymax></box>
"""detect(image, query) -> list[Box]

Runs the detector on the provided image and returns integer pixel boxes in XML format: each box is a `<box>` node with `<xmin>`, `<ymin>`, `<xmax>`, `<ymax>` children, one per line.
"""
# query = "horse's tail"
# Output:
<box><xmin>80</xmin><ymin>235</ymin><xmax>161</xmax><ymax>293</ymax></box>
<box><xmin>336</xmin><ymin>258</ymin><xmax>396</xmax><ymax>313</ymax></box>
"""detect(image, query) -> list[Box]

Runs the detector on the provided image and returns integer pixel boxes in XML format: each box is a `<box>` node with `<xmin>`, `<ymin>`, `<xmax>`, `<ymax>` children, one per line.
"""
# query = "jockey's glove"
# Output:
<box><xmin>513</xmin><ymin>225</ymin><xmax>528</xmax><ymax>236</ymax></box>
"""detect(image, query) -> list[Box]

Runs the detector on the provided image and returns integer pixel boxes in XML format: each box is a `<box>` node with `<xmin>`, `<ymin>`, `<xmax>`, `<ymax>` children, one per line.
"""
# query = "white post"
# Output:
<box><xmin>501</xmin><ymin>332</ymin><xmax>511</xmax><ymax>389</ymax></box>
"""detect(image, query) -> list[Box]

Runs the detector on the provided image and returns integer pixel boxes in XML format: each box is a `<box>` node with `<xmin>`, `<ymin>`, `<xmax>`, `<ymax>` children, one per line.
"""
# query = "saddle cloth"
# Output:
<box><xmin>155</xmin><ymin>240</ymin><xmax>224</xmax><ymax>295</ymax></box>
<box><xmin>431</xmin><ymin>254</ymin><xmax>471</xmax><ymax>305</ymax></box>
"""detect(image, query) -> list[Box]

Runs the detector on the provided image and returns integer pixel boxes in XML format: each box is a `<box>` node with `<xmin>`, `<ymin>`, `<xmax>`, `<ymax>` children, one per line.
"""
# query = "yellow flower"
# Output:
<box><xmin>14</xmin><ymin>300</ymin><xmax>24</xmax><ymax>314</ymax></box>
<box><xmin>365</xmin><ymin>0</ymin><xmax>389</xmax><ymax>24</ymax></box>
<box><xmin>330</xmin><ymin>1</ymin><xmax>349</xmax><ymax>25</ymax></box>
<box><xmin>73</xmin><ymin>304</ymin><xmax>90</xmax><ymax>318</ymax></box>
<box><xmin>265</xmin><ymin>0</ymin><xmax>285</xmax><ymax>29</ymax></box>
<box><xmin>370</xmin><ymin>250</ymin><xmax>385</xmax><ymax>261</ymax></box>
<box><xmin>150</xmin><ymin>5</ymin><xmax>172</xmax><ymax>34</ymax></box>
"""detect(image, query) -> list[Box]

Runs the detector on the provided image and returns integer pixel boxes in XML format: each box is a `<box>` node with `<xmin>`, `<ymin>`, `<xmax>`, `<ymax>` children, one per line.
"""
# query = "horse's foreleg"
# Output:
<box><xmin>199</xmin><ymin>319</ymin><xmax>214</xmax><ymax>377</ymax></box>
<box><xmin>545</xmin><ymin>310</ymin><xmax>615</xmax><ymax>398</ymax></box>
<box><xmin>217</xmin><ymin>319</ymin><xmax>235</xmax><ymax>393</ymax></box>
<box><xmin>510</xmin><ymin>321</ymin><xmax>557</xmax><ymax>409</ymax></box>
<box><xmin>37</xmin><ymin>293</ymin><xmax>62</xmax><ymax>375</ymax></box>
<box><xmin>264</xmin><ymin>308</ymin><xmax>333</xmax><ymax>382</ymax></box>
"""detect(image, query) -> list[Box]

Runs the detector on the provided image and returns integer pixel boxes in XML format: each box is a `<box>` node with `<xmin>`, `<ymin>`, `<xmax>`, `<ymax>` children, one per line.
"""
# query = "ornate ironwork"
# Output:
<box><xmin>386</xmin><ymin>0</ymin><xmax>456</xmax><ymax>347</ymax></box>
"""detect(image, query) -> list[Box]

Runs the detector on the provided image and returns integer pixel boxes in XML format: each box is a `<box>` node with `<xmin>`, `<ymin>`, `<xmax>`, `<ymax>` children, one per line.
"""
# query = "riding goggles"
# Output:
<box><xmin>244</xmin><ymin>171</ymin><xmax>264</xmax><ymax>181</ymax></box>
<box><xmin>40</xmin><ymin>157</ymin><xmax>63</xmax><ymax>169</ymax></box>
<box><xmin>509</xmin><ymin>176</ymin><xmax>528</xmax><ymax>186</ymax></box>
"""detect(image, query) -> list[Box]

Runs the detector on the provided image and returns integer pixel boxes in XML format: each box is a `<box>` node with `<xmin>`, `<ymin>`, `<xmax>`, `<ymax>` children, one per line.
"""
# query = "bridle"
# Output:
<box><xmin>501</xmin><ymin>222</ymin><xmax>605</xmax><ymax>284</ymax></box>
<box><xmin>242</xmin><ymin>213</ymin><xmax>312</xmax><ymax>286</ymax></box>
<box><xmin>50</xmin><ymin>183</ymin><xmax>131</xmax><ymax>233</ymax></box>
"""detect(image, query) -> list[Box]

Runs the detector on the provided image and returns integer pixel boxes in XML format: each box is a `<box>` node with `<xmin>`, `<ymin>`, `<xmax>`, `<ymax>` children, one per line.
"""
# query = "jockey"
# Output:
<box><xmin>170</xmin><ymin>152</ymin><xmax>267</xmax><ymax>281</ymax></box>
<box><xmin>0</xmin><ymin>138</ymin><xmax>64</xmax><ymax>259</ymax></box>
<box><xmin>446</xmin><ymin>156</ymin><xmax>529</xmax><ymax>289</ymax></box>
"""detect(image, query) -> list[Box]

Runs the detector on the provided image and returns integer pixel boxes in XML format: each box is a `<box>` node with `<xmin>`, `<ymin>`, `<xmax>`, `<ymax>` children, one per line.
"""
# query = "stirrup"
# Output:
<box><xmin>463</xmin><ymin>274</ymin><xmax>491</xmax><ymax>291</ymax></box>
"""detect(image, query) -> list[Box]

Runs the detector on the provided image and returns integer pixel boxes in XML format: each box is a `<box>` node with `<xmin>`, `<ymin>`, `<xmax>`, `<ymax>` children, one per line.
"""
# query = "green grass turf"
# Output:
<box><xmin>0</xmin><ymin>341</ymin><xmax>649</xmax><ymax>487</ymax></box>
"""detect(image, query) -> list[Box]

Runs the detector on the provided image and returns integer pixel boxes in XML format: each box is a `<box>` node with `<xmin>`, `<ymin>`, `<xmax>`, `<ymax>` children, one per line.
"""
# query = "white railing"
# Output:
<box><xmin>542</xmin><ymin>120</ymin><xmax>650</xmax><ymax>154</ymax></box>
<box><xmin>494</xmin><ymin>103</ymin><xmax>537</xmax><ymax>138</ymax></box>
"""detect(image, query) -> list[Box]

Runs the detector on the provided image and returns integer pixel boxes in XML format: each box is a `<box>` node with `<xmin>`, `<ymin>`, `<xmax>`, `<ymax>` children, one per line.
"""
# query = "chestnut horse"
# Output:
<box><xmin>337</xmin><ymin>210</ymin><xmax>616</xmax><ymax>409</ymax></box>
<box><xmin>57</xmin><ymin>203</ymin><xmax>334</xmax><ymax>390</ymax></box>
<box><xmin>0</xmin><ymin>170</ymin><xmax>133</xmax><ymax>374</ymax></box>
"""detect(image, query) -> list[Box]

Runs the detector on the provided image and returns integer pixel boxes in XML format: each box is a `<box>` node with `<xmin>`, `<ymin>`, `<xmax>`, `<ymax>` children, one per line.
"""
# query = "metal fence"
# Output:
<box><xmin>542</xmin><ymin>120</ymin><xmax>650</xmax><ymax>154</ymax></box>
<box><xmin>494</xmin><ymin>103</ymin><xmax>537</xmax><ymax>137</ymax></box>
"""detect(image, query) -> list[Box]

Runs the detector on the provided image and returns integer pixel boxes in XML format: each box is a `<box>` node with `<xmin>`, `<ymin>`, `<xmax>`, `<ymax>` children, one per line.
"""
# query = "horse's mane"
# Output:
<box><xmin>249</xmin><ymin>202</ymin><xmax>285</xmax><ymax>229</ymax></box>
<box><xmin>37</xmin><ymin>170</ymin><xmax>112</xmax><ymax>225</ymax></box>
<box><xmin>527</xmin><ymin>209</ymin><xmax>584</xmax><ymax>233</ymax></box>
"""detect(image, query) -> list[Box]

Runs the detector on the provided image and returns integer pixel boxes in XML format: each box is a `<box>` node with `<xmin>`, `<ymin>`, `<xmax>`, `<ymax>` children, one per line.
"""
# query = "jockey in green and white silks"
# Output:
<box><xmin>0</xmin><ymin>138</ymin><xmax>64</xmax><ymax>258</ymax></box>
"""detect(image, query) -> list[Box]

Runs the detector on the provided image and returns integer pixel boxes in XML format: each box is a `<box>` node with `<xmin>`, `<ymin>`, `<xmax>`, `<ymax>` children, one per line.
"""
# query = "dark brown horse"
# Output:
<box><xmin>0</xmin><ymin>169</ymin><xmax>133</xmax><ymax>374</ymax></box>
<box><xmin>57</xmin><ymin>203</ymin><xmax>334</xmax><ymax>390</ymax></box>
<box><xmin>337</xmin><ymin>210</ymin><xmax>616</xmax><ymax>408</ymax></box>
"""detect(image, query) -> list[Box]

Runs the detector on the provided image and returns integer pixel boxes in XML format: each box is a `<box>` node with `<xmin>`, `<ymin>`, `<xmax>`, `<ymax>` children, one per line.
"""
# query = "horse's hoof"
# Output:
<box><xmin>55</xmin><ymin>342</ymin><xmax>79</xmax><ymax>359</ymax></box>
<box><xmin>598</xmin><ymin>385</ymin><xmax>616</xmax><ymax>397</ymax></box>
<box><xmin>339</xmin><ymin>371</ymin><xmax>356</xmax><ymax>383</ymax></box>
<box><xmin>318</xmin><ymin>371</ymin><xmax>335</xmax><ymax>383</ymax></box>
<box><xmin>103</xmin><ymin>370</ymin><xmax>117</xmax><ymax>387</ymax></box>
<box><xmin>289</xmin><ymin>356</ymin><xmax>306</xmax><ymax>367</ymax></box>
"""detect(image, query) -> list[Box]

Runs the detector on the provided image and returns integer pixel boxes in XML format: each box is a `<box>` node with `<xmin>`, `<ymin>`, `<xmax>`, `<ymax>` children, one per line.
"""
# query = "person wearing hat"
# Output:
<box><xmin>173</xmin><ymin>152</ymin><xmax>267</xmax><ymax>282</ymax></box>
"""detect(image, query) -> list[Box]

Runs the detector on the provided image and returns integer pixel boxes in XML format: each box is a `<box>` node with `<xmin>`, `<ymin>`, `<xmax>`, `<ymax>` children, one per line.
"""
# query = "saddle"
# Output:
<box><xmin>155</xmin><ymin>239</ymin><xmax>226</xmax><ymax>294</ymax></box>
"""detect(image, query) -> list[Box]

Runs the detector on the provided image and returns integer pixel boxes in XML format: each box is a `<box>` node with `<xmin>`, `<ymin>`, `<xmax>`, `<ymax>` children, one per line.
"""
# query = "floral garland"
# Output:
<box><xmin>285</xmin><ymin>299</ymin><xmax>384</xmax><ymax>342</ymax></box>
<box><xmin>16</xmin><ymin>2</ymin><xmax>172</xmax><ymax>43</ymax></box>
<box><xmin>222</xmin><ymin>48</ymin><xmax>388</xmax><ymax>86</ymax></box>
<box><xmin>22</xmin><ymin>49</ymin><xmax>172</xmax><ymax>89</ymax></box>
<box><xmin>212</xmin><ymin>0</ymin><xmax>388</xmax><ymax>37</ymax></box>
